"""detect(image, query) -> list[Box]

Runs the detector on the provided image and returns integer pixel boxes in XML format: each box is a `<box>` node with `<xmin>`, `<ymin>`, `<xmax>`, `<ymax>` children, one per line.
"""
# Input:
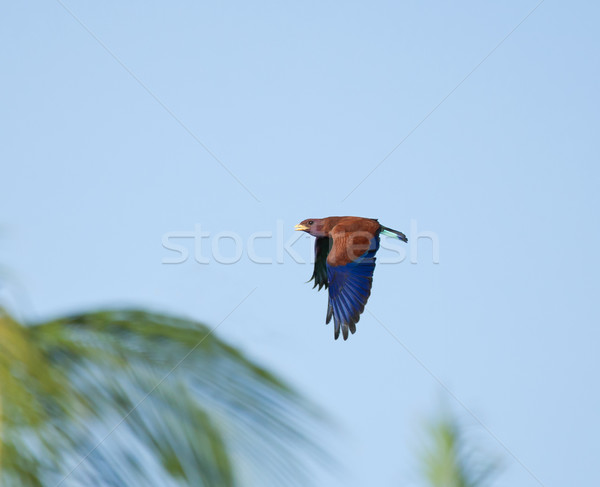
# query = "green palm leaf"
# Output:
<box><xmin>0</xmin><ymin>309</ymin><xmax>328</xmax><ymax>486</ymax></box>
<box><xmin>420</xmin><ymin>413</ymin><xmax>501</xmax><ymax>487</ymax></box>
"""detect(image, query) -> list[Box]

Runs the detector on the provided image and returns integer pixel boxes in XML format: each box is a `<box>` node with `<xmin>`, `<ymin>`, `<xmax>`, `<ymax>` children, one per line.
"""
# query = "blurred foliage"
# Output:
<box><xmin>419</xmin><ymin>413</ymin><xmax>501</xmax><ymax>487</ymax></box>
<box><xmin>0</xmin><ymin>308</ymin><xmax>327</xmax><ymax>487</ymax></box>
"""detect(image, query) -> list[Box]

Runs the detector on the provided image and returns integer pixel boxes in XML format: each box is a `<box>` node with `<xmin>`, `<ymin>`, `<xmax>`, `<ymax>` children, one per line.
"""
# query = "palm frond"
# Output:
<box><xmin>0</xmin><ymin>309</ymin><xmax>329</xmax><ymax>486</ymax></box>
<box><xmin>420</xmin><ymin>413</ymin><xmax>501</xmax><ymax>487</ymax></box>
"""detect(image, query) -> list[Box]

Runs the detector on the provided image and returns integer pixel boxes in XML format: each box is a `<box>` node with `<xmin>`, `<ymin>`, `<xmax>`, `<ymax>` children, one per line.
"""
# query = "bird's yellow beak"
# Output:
<box><xmin>294</xmin><ymin>224</ymin><xmax>310</xmax><ymax>231</ymax></box>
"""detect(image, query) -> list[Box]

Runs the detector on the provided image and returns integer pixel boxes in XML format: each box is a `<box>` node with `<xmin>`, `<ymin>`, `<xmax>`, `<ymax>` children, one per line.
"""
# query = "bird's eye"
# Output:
<box><xmin>308</xmin><ymin>220</ymin><xmax>314</xmax><ymax>225</ymax></box>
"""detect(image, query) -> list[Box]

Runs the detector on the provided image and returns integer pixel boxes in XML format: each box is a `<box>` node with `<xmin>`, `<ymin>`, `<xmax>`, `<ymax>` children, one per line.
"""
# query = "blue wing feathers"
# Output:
<box><xmin>331</xmin><ymin>298</ymin><xmax>343</xmax><ymax>339</ymax></box>
<box><xmin>325</xmin><ymin>236</ymin><xmax>380</xmax><ymax>340</ymax></box>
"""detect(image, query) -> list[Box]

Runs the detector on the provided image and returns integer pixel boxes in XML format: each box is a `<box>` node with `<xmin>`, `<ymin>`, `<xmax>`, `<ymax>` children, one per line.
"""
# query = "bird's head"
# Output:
<box><xmin>294</xmin><ymin>219</ymin><xmax>326</xmax><ymax>237</ymax></box>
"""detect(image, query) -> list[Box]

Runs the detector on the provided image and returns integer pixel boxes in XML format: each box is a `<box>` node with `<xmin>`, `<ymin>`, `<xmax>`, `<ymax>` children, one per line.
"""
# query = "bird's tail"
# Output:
<box><xmin>380</xmin><ymin>225</ymin><xmax>408</xmax><ymax>242</ymax></box>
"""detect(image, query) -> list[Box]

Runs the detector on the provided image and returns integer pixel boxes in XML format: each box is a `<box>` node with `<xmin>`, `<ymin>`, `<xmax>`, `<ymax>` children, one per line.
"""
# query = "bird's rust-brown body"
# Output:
<box><xmin>295</xmin><ymin>216</ymin><xmax>407</xmax><ymax>340</ymax></box>
<box><xmin>325</xmin><ymin>217</ymin><xmax>380</xmax><ymax>266</ymax></box>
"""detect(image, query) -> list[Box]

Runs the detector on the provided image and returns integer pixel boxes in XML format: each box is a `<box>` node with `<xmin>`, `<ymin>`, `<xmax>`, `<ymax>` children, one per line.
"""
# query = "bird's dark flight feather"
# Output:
<box><xmin>310</xmin><ymin>237</ymin><xmax>332</xmax><ymax>290</ymax></box>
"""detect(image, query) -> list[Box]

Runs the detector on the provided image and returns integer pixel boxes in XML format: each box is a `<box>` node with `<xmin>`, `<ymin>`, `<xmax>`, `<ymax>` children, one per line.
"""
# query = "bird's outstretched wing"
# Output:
<box><xmin>310</xmin><ymin>237</ymin><xmax>332</xmax><ymax>290</ymax></box>
<box><xmin>326</xmin><ymin>229</ymin><xmax>380</xmax><ymax>340</ymax></box>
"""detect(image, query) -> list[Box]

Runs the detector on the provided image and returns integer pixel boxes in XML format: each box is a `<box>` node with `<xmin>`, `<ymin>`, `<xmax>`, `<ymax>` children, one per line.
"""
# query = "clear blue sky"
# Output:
<box><xmin>1</xmin><ymin>1</ymin><xmax>599</xmax><ymax>486</ymax></box>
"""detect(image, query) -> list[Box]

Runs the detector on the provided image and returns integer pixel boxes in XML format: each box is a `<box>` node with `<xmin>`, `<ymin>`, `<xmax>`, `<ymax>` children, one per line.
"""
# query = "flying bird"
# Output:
<box><xmin>295</xmin><ymin>216</ymin><xmax>407</xmax><ymax>340</ymax></box>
